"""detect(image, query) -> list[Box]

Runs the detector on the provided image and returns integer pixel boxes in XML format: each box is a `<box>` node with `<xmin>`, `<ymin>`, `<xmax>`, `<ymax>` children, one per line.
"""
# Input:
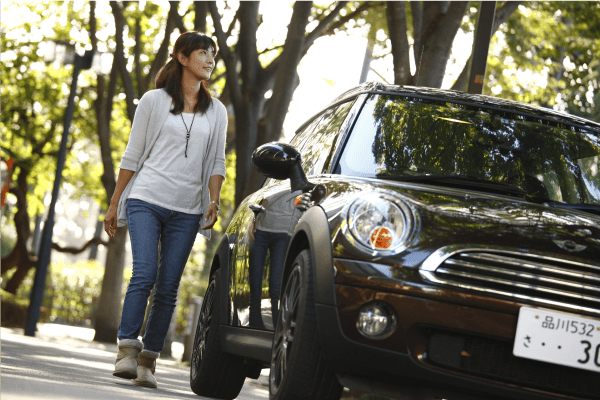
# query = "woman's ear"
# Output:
<box><xmin>177</xmin><ymin>52</ymin><xmax>187</xmax><ymax>66</ymax></box>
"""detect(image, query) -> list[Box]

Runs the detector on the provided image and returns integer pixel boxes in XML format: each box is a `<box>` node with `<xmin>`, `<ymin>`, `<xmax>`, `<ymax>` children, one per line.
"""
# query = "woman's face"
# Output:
<box><xmin>181</xmin><ymin>47</ymin><xmax>215</xmax><ymax>81</ymax></box>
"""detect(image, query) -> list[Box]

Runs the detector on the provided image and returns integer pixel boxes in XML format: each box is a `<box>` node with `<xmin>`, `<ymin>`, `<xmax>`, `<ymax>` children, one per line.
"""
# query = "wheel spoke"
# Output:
<box><xmin>270</xmin><ymin>265</ymin><xmax>304</xmax><ymax>393</ymax></box>
<box><xmin>191</xmin><ymin>280</ymin><xmax>216</xmax><ymax>380</ymax></box>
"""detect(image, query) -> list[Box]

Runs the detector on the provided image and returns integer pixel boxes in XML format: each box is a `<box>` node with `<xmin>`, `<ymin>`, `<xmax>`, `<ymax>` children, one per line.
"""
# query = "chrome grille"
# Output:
<box><xmin>420</xmin><ymin>247</ymin><xmax>600</xmax><ymax>317</ymax></box>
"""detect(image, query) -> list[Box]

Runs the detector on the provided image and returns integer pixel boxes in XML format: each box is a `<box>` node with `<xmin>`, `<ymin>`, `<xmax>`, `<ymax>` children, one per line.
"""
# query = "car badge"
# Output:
<box><xmin>552</xmin><ymin>239</ymin><xmax>586</xmax><ymax>252</ymax></box>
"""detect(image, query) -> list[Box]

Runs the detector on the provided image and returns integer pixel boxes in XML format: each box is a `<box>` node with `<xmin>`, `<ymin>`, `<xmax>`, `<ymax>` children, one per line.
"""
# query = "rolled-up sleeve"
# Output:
<box><xmin>211</xmin><ymin>105</ymin><xmax>227</xmax><ymax>179</ymax></box>
<box><xmin>119</xmin><ymin>95</ymin><xmax>152</xmax><ymax>171</ymax></box>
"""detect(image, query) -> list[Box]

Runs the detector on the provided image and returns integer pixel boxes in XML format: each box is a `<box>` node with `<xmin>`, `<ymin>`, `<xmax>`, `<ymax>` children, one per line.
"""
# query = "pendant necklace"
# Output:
<box><xmin>181</xmin><ymin>98</ymin><xmax>196</xmax><ymax>157</ymax></box>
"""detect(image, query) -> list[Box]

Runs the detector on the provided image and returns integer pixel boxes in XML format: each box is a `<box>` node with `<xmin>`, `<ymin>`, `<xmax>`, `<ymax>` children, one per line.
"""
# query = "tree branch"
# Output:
<box><xmin>144</xmin><ymin>2</ymin><xmax>179</xmax><ymax>93</ymax></box>
<box><xmin>262</xmin><ymin>1</ymin><xmax>349</xmax><ymax>88</ymax></box>
<box><xmin>173</xmin><ymin>5</ymin><xmax>187</xmax><ymax>33</ymax></box>
<box><xmin>208</xmin><ymin>1</ymin><xmax>242</xmax><ymax>108</ymax></box>
<box><xmin>322</xmin><ymin>1</ymin><xmax>381</xmax><ymax>37</ymax></box>
<box><xmin>134</xmin><ymin>19</ymin><xmax>143</xmax><ymax>92</ymax></box>
<box><xmin>110</xmin><ymin>1</ymin><xmax>136</xmax><ymax>121</ymax></box>
<box><xmin>52</xmin><ymin>237</ymin><xmax>109</xmax><ymax>255</ymax></box>
<box><xmin>303</xmin><ymin>1</ymin><xmax>348</xmax><ymax>52</ymax></box>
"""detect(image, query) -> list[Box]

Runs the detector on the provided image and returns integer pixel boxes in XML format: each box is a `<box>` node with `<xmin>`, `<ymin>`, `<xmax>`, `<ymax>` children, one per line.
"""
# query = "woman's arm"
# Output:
<box><xmin>104</xmin><ymin>168</ymin><xmax>135</xmax><ymax>237</ymax></box>
<box><xmin>200</xmin><ymin>174</ymin><xmax>224</xmax><ymax>230</ymax></box>
<box><xmin>119</xmin><ymin>93</ymin><xmax>152</xmax><ymax>171</ymax></box>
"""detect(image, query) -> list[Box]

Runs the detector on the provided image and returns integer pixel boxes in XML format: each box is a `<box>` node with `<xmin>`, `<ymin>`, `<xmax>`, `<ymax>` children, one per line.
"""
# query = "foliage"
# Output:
<box><xmin>486</xmin><ymin>2</ymin><xmax>600</xmax><ymax>121</ymax></box>
<box><xmin>1</xmin><ymin>259</ymin><xmax>132</xmax><ymax>327</ymax></box>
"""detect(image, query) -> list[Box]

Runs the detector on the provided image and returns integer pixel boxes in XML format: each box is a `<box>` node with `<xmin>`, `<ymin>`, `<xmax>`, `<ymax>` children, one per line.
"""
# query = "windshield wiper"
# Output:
<box><xmin>376</xmin><ymin>173</ymin><xmax>528</xmax><ymax>197</ymax></box>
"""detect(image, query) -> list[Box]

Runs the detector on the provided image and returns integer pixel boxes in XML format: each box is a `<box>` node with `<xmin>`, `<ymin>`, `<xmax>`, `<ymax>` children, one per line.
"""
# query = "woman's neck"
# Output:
<box><xmin>181</xmin><ymin>72</ymin><xmax>202</xmax><ymax>100</ymax></box>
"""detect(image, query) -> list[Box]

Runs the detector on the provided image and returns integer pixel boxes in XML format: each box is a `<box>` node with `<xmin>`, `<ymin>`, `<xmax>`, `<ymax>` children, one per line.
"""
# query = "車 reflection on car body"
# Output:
<box><xmin>189</xmin><ymin>82</ymin><xmax>600</xmax><ymax>400</ymax></box>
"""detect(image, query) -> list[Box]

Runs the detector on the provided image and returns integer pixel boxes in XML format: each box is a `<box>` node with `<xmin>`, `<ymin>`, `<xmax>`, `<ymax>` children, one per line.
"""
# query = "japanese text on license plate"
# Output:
<box><xmin>513</xmin><ymin>307</ymin><xmax>600</xmax><ymax>373</ymax></box>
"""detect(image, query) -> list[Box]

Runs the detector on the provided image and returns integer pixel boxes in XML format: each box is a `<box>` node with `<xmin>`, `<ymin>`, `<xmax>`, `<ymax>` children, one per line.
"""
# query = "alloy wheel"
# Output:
<box><xmin>270</xmin><ymin>264</ymin><xmax>301</xmax><ymax>393</ymax></box>
<box><xmin>190</xmin><ymin>279</ymin><xmax>216</xmax><ymax>380</ymax></box>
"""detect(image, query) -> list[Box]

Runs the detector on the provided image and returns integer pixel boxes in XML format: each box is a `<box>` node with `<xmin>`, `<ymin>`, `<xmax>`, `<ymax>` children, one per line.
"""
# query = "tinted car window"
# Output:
<box><xmin>292</xmin><ymin>100</ymin><xmax>356</xmax><ymax>176</ymax></box>
<box><xmin>338</xmin><ymin>94</ymin><xmax>600</xmax><ymax>204</ymax></box>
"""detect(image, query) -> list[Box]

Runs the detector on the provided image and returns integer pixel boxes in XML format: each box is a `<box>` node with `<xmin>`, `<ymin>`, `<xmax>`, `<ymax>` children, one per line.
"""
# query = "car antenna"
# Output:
<box><xmin>416</xmin><ymin>45</ymin><xmax>424</xmax><ymax>86</ymax></box>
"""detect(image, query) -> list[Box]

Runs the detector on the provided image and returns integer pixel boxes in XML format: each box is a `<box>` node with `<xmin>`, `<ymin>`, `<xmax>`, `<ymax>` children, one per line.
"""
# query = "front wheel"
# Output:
<box><xmin>190</xmin><ymin>268</ymin><xmax>247</xmax><ymax>399</ymax></box>
<box><xmin>269</xmin><ymin>249</ymin><xmax>342</xmax><ymax>400</ymax></box>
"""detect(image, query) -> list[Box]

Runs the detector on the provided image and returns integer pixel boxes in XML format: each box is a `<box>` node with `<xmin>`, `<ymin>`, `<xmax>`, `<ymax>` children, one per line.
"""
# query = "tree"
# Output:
<box><xmin>485</xmin><ymin>2</ymin><xmax>600</xmax><ymax>121</ymax></box>
<box><xmin>383</xmin><ymin>1</ymin><xmax>599</xmax><ymax>122</ymax></box>
<box><xmin>1</xmin><ymin>2</ymin><xmax>108</xmax><ymax>293</ymax></box>
<box><xmin>207</xmin><ymin>1</ymin><xmax>380</xmax><ymax>205</ymax></box>
<box><xmin>385</xmin><ymin>1</ymin><xmax>522</xmax><ymax>89</ymax></box>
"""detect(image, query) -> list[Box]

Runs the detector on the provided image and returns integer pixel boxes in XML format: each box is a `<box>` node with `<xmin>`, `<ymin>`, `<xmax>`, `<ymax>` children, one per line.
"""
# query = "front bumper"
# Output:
<box><xmin>316</xmin><ymin>282</ymin><xmax>598</xmax><ymax>400</ymax></box>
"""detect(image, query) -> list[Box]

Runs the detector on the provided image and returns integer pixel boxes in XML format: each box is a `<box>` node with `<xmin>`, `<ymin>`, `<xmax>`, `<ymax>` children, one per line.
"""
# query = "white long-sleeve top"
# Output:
<box><xmin>117</xmin><ymin>89</ymin><xmax>227</xmax><ymax>238</ymax></box>
<box><xmin>128</xmin><ymin>111</ymin><xmax>210</xmax><ymax>214</ymax></box>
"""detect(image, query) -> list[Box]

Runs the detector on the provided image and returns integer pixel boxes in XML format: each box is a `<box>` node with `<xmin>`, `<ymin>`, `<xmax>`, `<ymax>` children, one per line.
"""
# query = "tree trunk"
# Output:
<box><xmin>2</xmin><ymin>168</ymin><xmax>37</xmax><ymax>293</ymax></box>
<box><xmin>209</xmin><ymin>1</ymin><xmax>351</xmax><ymax>207</ymax></box>
<box><xmin>419</xmin><ymin>1</ymin><xmax>469</xmax><ymax>88</ymax></box>
<box><xmin>387</xmin><ymin>1</ymin><xmax>412</xmax><ymax>85</ymax></box>
<box><xmin>90</xmin><ymin>2</ymin><xmax>126</xmax><ymax>344</ymax></box>
<box><xmin>451</xmin><ymin>1</ymin><xmax>523</xmax><ymax>91</ymax></box>
<box><xmin>194</xmin><ymin>2</ymin><xmax>208</xmax><ymax>33</ymax></box>
<box><xmin>93</xmin><ymin>226</ymin><xmax>128</xmax><ymax>343</ymax></box>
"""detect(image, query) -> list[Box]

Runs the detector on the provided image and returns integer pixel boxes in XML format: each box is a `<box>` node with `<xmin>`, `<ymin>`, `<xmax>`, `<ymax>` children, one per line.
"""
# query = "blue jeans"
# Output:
<box><xmin>118</xmin><ymin>199</ymin><xmax>201</xmax><ymax>352</ymax></box>
<box><xmin>249</xmin><ymin>229</ymin><xmax>289</xmax><ymax>328</ymax></box>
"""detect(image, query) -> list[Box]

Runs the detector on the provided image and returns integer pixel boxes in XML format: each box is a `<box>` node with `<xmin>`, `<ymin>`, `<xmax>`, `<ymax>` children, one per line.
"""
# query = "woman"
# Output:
<box><xmin>103</xmin><ymin>31</ymin><xmax>226</xmax><ymax>389</ymax></box>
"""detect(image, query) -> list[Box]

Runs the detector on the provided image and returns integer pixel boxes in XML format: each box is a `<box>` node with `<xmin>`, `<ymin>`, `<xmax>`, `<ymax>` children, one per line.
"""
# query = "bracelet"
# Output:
<box><xmin>210</xmin><ymin>200</ymin><xmax>220</xmax><ymax>210</ymax></box>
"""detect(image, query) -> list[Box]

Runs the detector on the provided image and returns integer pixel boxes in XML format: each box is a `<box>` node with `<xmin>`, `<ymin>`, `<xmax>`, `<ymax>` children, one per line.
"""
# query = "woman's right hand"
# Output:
<box><xmin>104</xmin><ymin>204</ymin><xmax>118</xmax><ymax>238</ymax></box>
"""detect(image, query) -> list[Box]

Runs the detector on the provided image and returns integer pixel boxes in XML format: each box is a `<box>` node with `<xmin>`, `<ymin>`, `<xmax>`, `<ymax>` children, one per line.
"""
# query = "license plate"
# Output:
<box><xmin>513</xmin><ymin>307</ymin><xmax>600</xmax><ymax>373</ymax></box>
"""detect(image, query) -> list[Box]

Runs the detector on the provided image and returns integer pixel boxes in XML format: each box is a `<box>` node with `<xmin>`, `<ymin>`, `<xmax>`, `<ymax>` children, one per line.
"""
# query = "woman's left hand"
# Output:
<box><xmin>200</xmin><ymin>202</ymin><xmax>219</xmax><ymax>230</ymax></box>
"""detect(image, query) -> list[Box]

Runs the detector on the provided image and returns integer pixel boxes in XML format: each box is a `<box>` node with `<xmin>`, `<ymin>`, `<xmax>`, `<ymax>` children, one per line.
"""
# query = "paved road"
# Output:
<box><xmin>1</xmin><ymin>324</ymin><xmax>269</xmax><ymax>400</ymax></box>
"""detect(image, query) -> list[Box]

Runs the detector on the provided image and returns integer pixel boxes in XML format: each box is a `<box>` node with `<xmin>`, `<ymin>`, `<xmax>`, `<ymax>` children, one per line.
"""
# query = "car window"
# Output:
<box><xmin>338</xmin><ymin>94</ymin><xmax>600</xmax><ymax>205</ymax></box>
<box><xmin>292</xmin><ymin>100</ymin><xmax>356</xmax><ymax>176</ymax></box>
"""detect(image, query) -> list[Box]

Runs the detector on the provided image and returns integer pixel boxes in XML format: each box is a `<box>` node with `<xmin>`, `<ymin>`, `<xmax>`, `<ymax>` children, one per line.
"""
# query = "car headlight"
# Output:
<box><xmin>342</xmin><ymin>191</ymin><xmax>418</xmax><ymax>256</ymax></box>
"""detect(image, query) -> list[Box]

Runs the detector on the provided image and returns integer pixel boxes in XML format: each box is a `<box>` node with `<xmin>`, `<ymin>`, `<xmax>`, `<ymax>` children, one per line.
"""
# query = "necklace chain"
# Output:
<box><xmin>181</xmin><ymin>112</ymin><xmax>196</xmax><ymax>158</ymax></box>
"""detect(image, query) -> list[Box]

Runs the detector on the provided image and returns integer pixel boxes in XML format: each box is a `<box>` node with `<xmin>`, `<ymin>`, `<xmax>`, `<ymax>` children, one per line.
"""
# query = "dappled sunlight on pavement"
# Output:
<box><xmin>1</xmin><ymin>324</ymin><xmax>268</xmax><ymax>399</ymax></box>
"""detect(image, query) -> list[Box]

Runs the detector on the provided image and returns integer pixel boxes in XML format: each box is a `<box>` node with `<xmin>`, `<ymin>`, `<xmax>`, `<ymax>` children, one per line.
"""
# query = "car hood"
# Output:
<box><xmin>318</xmin><ymin>176</ymin><xmax>600</xmax><ymax>265</ymax></box>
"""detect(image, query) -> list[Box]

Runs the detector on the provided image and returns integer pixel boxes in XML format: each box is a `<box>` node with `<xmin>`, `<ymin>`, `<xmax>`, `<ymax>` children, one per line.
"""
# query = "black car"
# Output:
<box><xmin>189</xmin><ymin>82</ymin><xmax>600</xmax><ymax>400</ymax></box>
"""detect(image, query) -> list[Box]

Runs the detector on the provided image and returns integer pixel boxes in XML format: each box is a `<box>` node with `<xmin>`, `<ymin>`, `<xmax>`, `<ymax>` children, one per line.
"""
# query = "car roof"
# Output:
<box><xmin>295</xmin><ymin>81</ymin><xmax>600</xmax><ymax>135</ymax></box>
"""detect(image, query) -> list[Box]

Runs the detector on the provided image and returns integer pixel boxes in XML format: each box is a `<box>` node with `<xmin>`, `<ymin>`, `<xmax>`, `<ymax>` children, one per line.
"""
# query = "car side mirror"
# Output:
<box><xmin>252</xmin><ymin>142</ymin><xmax>314</xmax><ymax>193</ymax></box>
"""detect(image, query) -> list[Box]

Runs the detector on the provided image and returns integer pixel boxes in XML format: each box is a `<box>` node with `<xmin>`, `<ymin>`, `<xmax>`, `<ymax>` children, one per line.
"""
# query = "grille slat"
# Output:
<box><xmin>422</xmin><ymin>249</ymin><xmax>600</xmax><ymax>317</ymax></box>
<box><xmin>461</xmin><ymin>252</ymin><xmax>600</xmax><ymax>283</ymax></box>
<box><xmin>437</xmin><ymin>267</ymin><xmax>600</xmax><ymax>304</ymax></box>
<box><xmin>444</xmin><ymin>259</ymin><xmax>600</xmax><ymax>294</ymax></box>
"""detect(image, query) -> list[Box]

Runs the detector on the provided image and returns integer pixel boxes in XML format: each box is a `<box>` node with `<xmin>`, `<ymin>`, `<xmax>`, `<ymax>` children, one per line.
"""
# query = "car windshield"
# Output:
<box><xmin>337</xmin><ymin>94</ymin><xmax>600</xmax><ymax>205</ymax></box>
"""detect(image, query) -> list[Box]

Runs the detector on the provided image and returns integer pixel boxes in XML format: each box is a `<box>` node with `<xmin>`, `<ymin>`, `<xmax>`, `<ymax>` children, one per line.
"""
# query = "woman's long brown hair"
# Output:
<box><xmin>155</xmin><ymin>31</ymin><xmax>217</xmax><ymax>115</ymax></box>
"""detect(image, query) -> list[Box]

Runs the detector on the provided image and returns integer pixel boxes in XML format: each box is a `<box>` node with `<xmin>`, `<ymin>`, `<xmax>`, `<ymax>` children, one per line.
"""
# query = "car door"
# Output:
<box><xmin>229</xmin><ymin>98</ymin><xmax>358</xmax><ymax>330</ymax></box>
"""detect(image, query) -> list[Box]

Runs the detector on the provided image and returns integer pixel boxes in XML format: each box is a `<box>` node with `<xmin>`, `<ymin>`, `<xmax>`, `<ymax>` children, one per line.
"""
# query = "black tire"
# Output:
<box><xmin>269</xmin><ymin>249</ymin><xmax>343</xmax><ymax>400</ymax></box>
<box><xmin>190</xmin><ymin>268</ymin><xmax>248</xmax><ymax>399</ymax></box>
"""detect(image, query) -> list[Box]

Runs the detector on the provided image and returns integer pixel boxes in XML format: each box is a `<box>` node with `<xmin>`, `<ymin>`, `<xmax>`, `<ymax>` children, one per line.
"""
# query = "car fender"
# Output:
<box><xmin>286</xmin><ymin>205</ymin><xmax>336</xmax><ymax>307</ymax></box>
<box><xmin>209</xmin><ymin>232</ymin><xmax>233</xmax><ymax>325</ymax></box>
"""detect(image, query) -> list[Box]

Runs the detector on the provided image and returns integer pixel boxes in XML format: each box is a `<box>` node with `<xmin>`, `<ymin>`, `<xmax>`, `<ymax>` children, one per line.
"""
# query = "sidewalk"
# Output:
<box><xmin>1</xmin><ymin>323</ymin><xmax>270</xmax><ymax>399</ymax></box>
<box><xmin>1</xmin><ymin>323</ymin><xmax>186</xmax><ymax>368</ymax></box>
<box><xmin>2</xmin><ymin>322</ymin><xmax>270</xmax><ymax>386</ymax></box>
